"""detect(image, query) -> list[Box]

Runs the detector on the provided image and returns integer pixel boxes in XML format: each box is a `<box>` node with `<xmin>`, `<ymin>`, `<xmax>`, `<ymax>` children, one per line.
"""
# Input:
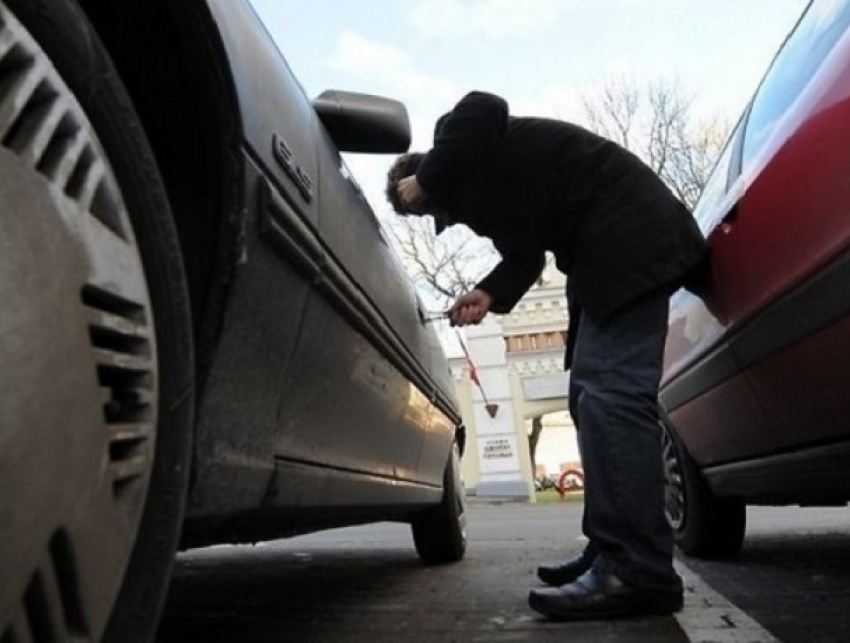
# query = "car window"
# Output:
<box><xmin>692</xmin><ymin>120</ymin><xmax>743</xmax><ymax>235</ymax></box>
<box><xmin>741</xmin><ymin>0</ymin><xmax>850</xmax><ymax>170</ymax></box>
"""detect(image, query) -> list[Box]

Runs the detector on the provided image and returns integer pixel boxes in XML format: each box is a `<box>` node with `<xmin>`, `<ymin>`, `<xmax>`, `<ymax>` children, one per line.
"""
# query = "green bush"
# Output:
<box><xmin>535</xmin><ymin>489</ymin><xmax>584</xmax><ymax>504</ymax></box>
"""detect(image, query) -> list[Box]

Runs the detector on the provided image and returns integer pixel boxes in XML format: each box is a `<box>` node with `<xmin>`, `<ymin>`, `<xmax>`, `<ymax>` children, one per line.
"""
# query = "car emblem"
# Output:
<box><xmin>272</xmin><ymin>132</ymin><xmax>313</xmax><ymax>202</ymax></box>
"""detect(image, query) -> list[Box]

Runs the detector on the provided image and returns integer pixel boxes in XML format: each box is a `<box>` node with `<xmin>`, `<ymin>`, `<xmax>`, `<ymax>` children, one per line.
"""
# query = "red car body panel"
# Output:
<box><xmin>662</xmin><ymin>6</ymin><xmax>850</xmax><ymax>478</ymax></box>
<box><xmin>715</xmin><ymin>39</ymin><xmax>850</xmax><ymax>327</ymax></box>
<box><xmin>745</xmin><ymin>307</ymin><xmax>850</xmax><ymax>448</ymax></box>
<box><xmin>668</xmin><ymin>373</ymin><xmax>776</xmax><ymax>465</ymax></box>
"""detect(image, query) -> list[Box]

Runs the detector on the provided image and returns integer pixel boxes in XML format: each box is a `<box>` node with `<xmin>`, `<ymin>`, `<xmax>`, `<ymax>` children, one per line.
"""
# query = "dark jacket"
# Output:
<box><xmin>415</xmin><ymin>91</ymin><xmax>707</xmax><ymax>324</ymax></box>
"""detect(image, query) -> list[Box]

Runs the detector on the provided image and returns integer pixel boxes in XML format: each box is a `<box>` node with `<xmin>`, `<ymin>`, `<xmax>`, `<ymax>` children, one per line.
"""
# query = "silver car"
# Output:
<box><xmin>0</xmin><ymin>1</ymin><xmax>466</xmax><ymax>640</ymax></box>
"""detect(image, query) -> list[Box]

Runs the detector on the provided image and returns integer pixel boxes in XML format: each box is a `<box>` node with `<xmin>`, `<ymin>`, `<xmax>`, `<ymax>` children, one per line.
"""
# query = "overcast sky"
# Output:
<box><xmin>248</xmin><ymin>1</ymin><xmax>808</xmax><ymax>133</ymax></box>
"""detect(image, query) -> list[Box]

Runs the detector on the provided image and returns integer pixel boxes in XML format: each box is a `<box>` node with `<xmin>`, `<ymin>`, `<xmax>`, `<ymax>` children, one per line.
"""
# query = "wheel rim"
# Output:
<box><xmin>0</xmin><ymin>5</ymin><xmax>157</xmax><ymax>638</ymax></box>
<box><xmin>661</xmin><ymin>424</ymin><xmax>685</xmax><ymax>532</ymax></box>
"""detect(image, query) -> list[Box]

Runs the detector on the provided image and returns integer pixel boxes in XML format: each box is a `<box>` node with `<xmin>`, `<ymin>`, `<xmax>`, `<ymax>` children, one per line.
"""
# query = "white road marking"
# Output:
<box><xmin>675</xmin><ymin>560</ymin><xmax>780</xmax><ymax>643</ymax></box>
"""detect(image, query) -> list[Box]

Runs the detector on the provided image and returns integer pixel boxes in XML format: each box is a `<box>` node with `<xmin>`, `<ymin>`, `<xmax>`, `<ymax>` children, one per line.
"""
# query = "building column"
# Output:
<box><xmin>463</xmin><ymin>318</ymin><xmax>534</xmax><ymax>499</ymax></box>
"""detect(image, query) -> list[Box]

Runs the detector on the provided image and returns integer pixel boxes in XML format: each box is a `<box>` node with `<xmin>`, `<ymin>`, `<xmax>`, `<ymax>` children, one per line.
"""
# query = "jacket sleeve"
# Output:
<box><xmin>416</xmin><ymin>91</ymin><xmax>508</xmax><ymax>204</ymax></box>
<box><xmin>475</xmin><ymin>240</ymin><xmax>545</xmax><ymax>314</ymax></box>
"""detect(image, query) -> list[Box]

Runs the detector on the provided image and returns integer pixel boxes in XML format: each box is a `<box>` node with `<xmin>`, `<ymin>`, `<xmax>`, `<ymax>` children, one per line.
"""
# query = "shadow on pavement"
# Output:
<box><xmin>158</xmin><ymin>544</ymin><xmax>427</xmax><ymax>642</ymax></box>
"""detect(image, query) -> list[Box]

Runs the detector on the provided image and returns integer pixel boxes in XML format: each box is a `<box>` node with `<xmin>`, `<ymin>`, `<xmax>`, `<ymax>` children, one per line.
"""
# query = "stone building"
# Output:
<box><xmin>448</xmin><ymin>267</ymin><xmax>580</xmax><ymax>500</ymax></box>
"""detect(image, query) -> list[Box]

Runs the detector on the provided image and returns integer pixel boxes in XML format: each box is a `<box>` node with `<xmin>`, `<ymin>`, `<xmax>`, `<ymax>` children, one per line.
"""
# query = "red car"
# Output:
<box><xmin>660</xmin><ymin>0</ymin><xmax>850</xmax><ymax>558</ymax></box>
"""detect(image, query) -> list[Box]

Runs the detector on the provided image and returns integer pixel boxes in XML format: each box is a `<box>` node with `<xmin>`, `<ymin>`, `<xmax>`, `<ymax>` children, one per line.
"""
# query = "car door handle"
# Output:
<box><xmin>719</xmin><ymin>206</ymin><xmax>739</xmax><ymax>234</ymax></box>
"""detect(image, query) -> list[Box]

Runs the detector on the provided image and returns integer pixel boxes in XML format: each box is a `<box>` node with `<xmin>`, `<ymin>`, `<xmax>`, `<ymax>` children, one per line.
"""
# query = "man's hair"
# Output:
<box><xmin>386</xmin><ymin>152</ymin><xmax>425</xmax><ymax>214</ymax></box>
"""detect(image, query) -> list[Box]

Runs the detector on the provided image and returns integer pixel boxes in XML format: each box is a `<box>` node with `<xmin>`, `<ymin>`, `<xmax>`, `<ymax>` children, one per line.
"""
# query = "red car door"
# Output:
<box><xmin>710</xmin><ymin>4</ymin><xmax>850</xmax><ymax>455</ymax></box>
<box><xmin>662</xmin><ymin>131</ymin><xmax>778</xmax><ymax>467</ymax></box>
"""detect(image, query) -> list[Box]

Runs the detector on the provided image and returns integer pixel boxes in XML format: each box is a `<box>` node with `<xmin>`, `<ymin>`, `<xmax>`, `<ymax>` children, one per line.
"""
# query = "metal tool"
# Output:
<box><xmin>422</xmin><ymin>310</ymin><xmax>450</xmax><ymax>324</ymax></box>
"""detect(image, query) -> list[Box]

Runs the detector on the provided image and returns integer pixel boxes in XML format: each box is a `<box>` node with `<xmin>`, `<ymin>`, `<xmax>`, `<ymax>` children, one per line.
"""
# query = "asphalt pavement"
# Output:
<box><xmin>157</xmin><ymin>499</ymin><xmax>850</xmax><ymax>643</ymax></box>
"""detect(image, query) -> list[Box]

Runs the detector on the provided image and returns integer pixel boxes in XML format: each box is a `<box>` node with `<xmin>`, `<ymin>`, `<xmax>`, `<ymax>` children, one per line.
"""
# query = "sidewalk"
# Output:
<box><xmin>158</xmin><ymin>501</ymin><xmax>689</xmax><ymax>642</ymax></box>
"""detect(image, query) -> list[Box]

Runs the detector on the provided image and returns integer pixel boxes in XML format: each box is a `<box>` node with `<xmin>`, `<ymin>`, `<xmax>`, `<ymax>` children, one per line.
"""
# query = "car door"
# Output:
<box><xmin>713</xmin><ymin>2</ymin><xmax>850</xmax><ymax>326</ymax></box>
<box><xmin>661</xmin><ymin>122</ymin><xmax>778</xmax><ymax>467</ymax></box>
<box><xmin>274</xmin><ymin>135</ymin><xmax>434</xmax><ymax>483</ymax></box>
<box><xmin>712</xmin><ymin>2</ymin><xmax>850</xmax><ymax>455</ymax></box>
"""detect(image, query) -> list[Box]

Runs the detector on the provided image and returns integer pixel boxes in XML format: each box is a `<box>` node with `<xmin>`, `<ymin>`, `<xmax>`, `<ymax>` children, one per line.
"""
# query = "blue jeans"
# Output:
<box><xmin>568</xmin><ymin>287</ymin><xmax>681</xmax><ymax>592</ymax></box>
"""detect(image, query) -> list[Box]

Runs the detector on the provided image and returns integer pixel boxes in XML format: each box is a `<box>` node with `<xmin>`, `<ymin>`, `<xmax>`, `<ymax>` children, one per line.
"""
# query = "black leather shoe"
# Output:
<box><xmin>529</xmin><ymin>568</ymin><xmax>683</xmax><ymax>621</ymax></box>
<box><xmin>537</xmin><ymin>556</ymin><xmax>593</xmax><ymax>586</ymax></box>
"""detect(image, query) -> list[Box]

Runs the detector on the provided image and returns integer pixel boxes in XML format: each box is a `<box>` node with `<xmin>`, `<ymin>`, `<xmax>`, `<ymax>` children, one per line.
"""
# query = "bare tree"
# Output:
<box><xmin>383</xmin><ymin>214</ymin><xmax>496</xmax><ymax>310</ymax></box>
<box><xmin>580</xmin><ymin>75</ymin><xmax>731</xmax><ymax>209</ymax></box>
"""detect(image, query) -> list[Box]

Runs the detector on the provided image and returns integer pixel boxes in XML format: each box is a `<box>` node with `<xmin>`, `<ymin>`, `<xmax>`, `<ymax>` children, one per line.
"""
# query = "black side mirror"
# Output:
<box><xmin>313</xmin><ymin>90</ymin><xmax>411</xmax><ymax>154</ymax></box>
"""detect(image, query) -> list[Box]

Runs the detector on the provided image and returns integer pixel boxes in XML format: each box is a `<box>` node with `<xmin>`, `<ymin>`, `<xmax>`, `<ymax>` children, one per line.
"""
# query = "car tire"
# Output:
<box><xmin>411</xmin><ymin>443</ymin><xmax>468</xmax><ymax>564</ymax></box>
<box><xmin>0</xmin><ymin>2</ymin><xmax>194</xmax><ymax>642</ymax></box>
<box><xmin>661</xmin><ymin>418</ymin><xmax>746</xmax><ymax>559</ymax></box>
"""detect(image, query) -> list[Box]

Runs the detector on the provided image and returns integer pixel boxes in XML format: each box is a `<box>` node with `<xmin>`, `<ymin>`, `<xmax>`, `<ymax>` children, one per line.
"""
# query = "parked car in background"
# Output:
<box><xmin>0</xmin><ymin>0</ymin><xmax>466</xmax><ymax>640</ymax></box>
<box><xmin>660</xmin><ymin>0</ymin><xmax>850</xmax><ymax>558</ymax></box>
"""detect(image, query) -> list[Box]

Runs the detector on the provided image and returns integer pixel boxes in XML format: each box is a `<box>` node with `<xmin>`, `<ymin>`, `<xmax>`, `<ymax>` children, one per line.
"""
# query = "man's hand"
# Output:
<box><xmin>449</xmin><ymin>289</ymin><xmax>493</xmax><ymax>327</ymax></box>
<box><xmin>397</xmin><ymin>175</ymin><xmax>425</xmax><ymax>211</ymax></box>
